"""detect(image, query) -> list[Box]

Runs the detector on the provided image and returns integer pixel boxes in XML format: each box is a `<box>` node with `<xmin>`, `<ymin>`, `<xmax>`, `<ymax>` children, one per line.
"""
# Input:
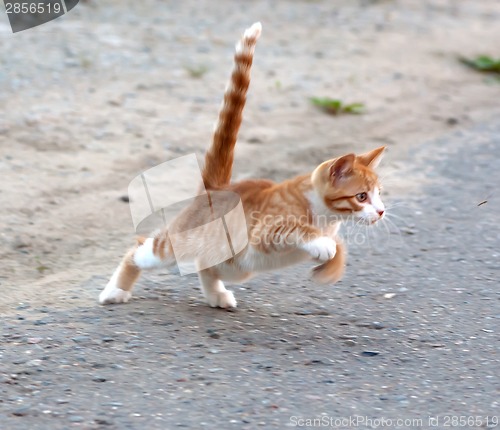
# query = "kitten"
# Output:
<box><xmin>99</xmin><ymin>22</ymin><xmax>386</xmax><ymax>309</ymax></box>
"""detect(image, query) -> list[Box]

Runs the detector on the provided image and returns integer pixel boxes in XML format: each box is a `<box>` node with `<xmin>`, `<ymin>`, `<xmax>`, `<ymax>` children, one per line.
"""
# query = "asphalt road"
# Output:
<box><xmin>1</xmin><ymin>122</ymin><xmax>499</xmax><ymax>429</ymax></box>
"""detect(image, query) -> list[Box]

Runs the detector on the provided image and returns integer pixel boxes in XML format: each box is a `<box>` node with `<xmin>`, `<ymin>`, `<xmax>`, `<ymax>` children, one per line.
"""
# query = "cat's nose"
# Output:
<box><xmin>377</xmin><ymin>209</ymin><xmax>385</xmax><ymax>217</ymax></box>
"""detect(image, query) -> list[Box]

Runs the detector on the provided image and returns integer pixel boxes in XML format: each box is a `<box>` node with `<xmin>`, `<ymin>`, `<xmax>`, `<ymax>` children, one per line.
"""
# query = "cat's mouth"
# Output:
<box><xmin>357</xmin><ymin>215</ymin><xmax>382</xmax><ymax>225</ymax></box>
<box><xmin>371</xmin><ymin>214</ymin><xmax>386</xmax><ymax>224</ymax></box>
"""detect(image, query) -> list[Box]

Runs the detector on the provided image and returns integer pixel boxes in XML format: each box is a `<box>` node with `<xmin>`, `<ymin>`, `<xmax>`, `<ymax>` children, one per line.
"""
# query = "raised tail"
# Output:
<box><xmin>202</xmin><ymin>22</ymin><xmax>262</xmax><ymax>189</ymax></box>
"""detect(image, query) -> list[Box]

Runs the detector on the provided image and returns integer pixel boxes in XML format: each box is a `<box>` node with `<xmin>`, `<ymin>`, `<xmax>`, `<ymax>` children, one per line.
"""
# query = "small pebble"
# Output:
<box><xmin>95</xmin><ymin>418</ymin><xmax>113</xmax><ymax>426</ymax></box>
<box><xmin>12</xmin><ymin>406</ymin><xmax>31</xmax><ymax>417</ymax></box>
<box><xmin>371</xmin><ymin>322</ymin><xmax>385</xmax><ymax>330</ymax></box>
<box><xmin>247</xmin><ymin>137</ymin><xmax>263</xmax><ymax>144</ymax></box>
<box><xmin>104</xmin><ymin>402</ymin><xmax>123</xmax><ymax>407</ymax></box>
<box><xmin>69</xmin><ymin>416</ymin><xmax>84</xmax><ymax>423</ymax></box>
<box><xmin>16</xmin><ymin>303</ymin><xmax>30</xmax><ymax>310</ymax></box>
<box><xmin>72</xmin><ymin>336</ymin><xmax>90</xmax><ymax>343</ymax></box>
<box><xmin>338</xmin><ymin>334</ymin><xmax>357</xmax><ymax>340</ymax></box>
<box><xmin>206</xmin><ymin>329</ymin><xmax>220</xmax><ymax>339</ymax></box>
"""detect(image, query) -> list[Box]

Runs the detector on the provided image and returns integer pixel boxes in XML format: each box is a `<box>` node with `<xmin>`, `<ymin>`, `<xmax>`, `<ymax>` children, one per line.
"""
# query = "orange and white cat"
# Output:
<box><xmin>99</xmin><ymin>22</ymin><xmax>386</xmax><ymax>309</ymax></box>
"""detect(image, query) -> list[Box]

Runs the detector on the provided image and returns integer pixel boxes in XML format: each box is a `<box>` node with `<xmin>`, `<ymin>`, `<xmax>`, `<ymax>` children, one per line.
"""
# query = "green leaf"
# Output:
<box><xmin>184</xmin><ymin>64</ymin><xmax>209</xmax><ymax>78</ymax></box>
<box><xmin>311</xmin><ymin>97</ymin><xmax>365</xmax><ymax>115</ymax></box>
<box><xmin>343</xmin><ymin>103</ymin><xmax>365</xmax><ymax>114</ymax></box>
<box><xmin>460</xmin><ymin>55</ymin><xmax>500</xmax><ymax>73</ymax></box>
<box><xmin>36</xmin><ymin>265</ymin><xmax>49</xmax><ymax>274</ymax></box>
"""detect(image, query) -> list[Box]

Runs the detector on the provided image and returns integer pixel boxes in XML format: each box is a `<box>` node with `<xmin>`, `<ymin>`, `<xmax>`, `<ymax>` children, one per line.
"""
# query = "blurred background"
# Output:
<box><xmin>0</xmin><ymin>1</ymin><xmax>499</xmax><ymax>427</ymax></box>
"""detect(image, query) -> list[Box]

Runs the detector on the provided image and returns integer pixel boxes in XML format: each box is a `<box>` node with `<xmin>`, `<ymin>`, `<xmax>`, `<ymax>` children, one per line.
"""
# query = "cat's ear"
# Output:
<box><xmin>329</xmin><ymin>154</ymin><xmax>355</xmax><ymax>182</ymax></box>
<box><xmin>357</xmin><ymin>146</ymin><xmax>385</xmax><ymax>169</ymax></box>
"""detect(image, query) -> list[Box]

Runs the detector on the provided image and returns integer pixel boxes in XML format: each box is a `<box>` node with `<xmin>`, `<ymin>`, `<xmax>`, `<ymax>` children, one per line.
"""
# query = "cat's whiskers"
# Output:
<box><xmin>381</xmin><ymin>215</ymin><xmax>398</xmax><ymax>233</ymax></box>
<box><xmin>349</xmin><ymin>215</ymin><xmax>373</xmax><ymax>246</ymax></box>
<box><xmin>384</xmin><ymin>212</ymin><xmax>412</xmax><ymax>230</ymax></box>
<box><xmin>384</xmin><ymin>202</ymin><xmax>409</xmax><ymax>211</ymax></box>
<box><xmin>381</xmin><ymin>216</ymin><xmax>395</xmax><ymax>237</ymax></box>
<box><xmin>380</xmin><ymin>216</ymin><xmax>406</xmax><ymax>247</ymax></box>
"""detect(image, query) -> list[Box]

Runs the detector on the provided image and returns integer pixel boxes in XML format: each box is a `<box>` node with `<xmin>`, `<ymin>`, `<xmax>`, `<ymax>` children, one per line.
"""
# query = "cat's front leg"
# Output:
<box><xmin>311</xmin><ymin>239</ymin><xmax>346</xmax><ymax>284</ymax></box>
<box><xmin>300</xmin><ymin>236</ymin><xmax>337</xmax><ymax>262</ymax></box>
<box><xmin>254</xmin><ymin>222</ymin><xmax>336</xmax><ymax>262</ymax></box>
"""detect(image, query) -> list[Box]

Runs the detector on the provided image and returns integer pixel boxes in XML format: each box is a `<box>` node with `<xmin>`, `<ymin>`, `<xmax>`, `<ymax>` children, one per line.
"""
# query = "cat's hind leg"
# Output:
<box><xmin>99</xmin><ymin>236</ymin><xmax>171</xmax><ymax>305</ymax></box>
<box><xmin>197</xmin><ymin>268</ymin><xmax>237</xmax><ymax>309</ymax></box>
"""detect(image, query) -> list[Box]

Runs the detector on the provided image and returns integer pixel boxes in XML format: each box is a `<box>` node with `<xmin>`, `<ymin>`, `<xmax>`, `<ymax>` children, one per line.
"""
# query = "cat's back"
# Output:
<box><xmin>224</xmin><ymin>178</ymin><xmax>276</xmax><ymax>210</ymax></box>
<box><xmin>227</xmin><ymin>178</ymin><xmax>275</xmax><ymax>195</ymax></box>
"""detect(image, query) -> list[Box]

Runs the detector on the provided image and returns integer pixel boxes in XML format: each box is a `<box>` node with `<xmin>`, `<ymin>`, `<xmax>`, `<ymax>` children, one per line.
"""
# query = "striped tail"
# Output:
<box><xmin>202</xmin><ymin>22</ymin><xmax>262</xmax><ymax>189</ymax></box>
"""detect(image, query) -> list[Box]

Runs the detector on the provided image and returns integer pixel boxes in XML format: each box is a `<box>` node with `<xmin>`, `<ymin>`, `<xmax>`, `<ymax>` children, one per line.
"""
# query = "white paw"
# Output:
<box><xmin>302</xmin><ymin>237</ymin><xmax>336</xmax><ymax>262</ymax></box>
<box><xmin>99</xmin><ymin>281</ymin><xmax>131</xmax><ymax>305</ymax></box>
<box><xmin>206</xmin><ymin>290</ymin><xmax>237</xmax><ymax>309</ymax></box>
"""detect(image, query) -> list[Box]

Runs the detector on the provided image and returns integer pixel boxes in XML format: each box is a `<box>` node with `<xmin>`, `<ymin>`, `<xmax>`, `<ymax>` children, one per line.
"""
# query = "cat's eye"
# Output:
<box><xmin>356</xmin><ymin>192</ymin><xmax>368</xmax><ymax>202</ymax></box>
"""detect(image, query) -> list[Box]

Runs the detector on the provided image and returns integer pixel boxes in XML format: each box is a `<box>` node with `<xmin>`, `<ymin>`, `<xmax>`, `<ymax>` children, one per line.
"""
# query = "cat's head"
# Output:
<box><xmin>311</xmin><ymin>146</ymin><xmax>385</xmax><ymax>224</ymax></box>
